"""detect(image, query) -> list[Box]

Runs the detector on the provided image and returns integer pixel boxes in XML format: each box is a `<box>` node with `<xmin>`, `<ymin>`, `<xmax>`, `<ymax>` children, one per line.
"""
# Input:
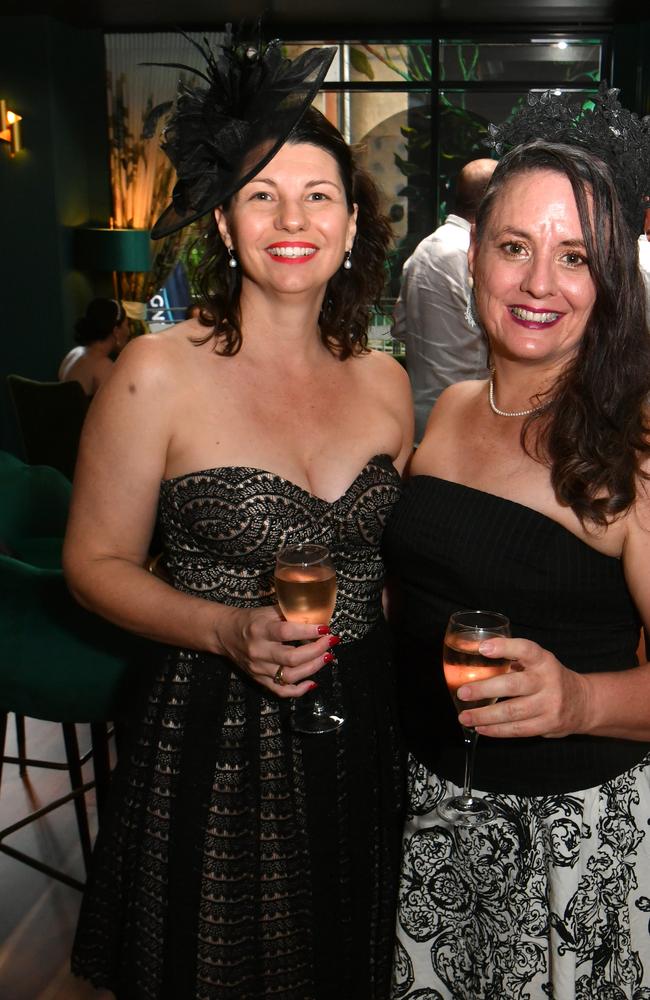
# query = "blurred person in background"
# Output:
<box><xmin>58</xmin><ymin>298</ymin><xmax>129</xmax><ymax>396</ymax></box>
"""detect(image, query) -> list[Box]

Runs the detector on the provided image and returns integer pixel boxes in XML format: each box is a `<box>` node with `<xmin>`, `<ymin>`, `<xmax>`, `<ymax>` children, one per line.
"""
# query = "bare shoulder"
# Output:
<box><xmin>102</xmin><ymin>327</ymin><xmax>199</xmax><ymax>397</ymax></box>
<box><xmin>117</xmin><ymin>326</ymin><xmax>192</xmax><ymax>368</ymax></box>
<box><xmin>413</xmin><ymin>379</ymin><xmax>486</xmax><ymax>474</ymax></box>
<box><xmin>355</xmin><ymin>350</ymin><xmax>412</xmax><ymax>420</ymax></box>
<box><xmin>355</xmin><ymin>348</ymin><xmax>410</xmax><ymax>392</ymax></box>
<box><xmin>75</xmin><ymin>331</ymin><xmax>195</xmax><ymax>492</ymax></box>
<box><xmin>362</xmin><ymin>350</ymin><xmax>414</xmax><ymax>464</ymax></box>
<box><xmin>437</xmin><ymin>378</ymin><xmax>486</xmax><ymax>410</ymax></box>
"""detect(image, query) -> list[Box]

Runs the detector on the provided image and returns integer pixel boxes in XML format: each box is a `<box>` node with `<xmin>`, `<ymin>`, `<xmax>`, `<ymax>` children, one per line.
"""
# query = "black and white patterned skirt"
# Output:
<box><xmin>392</xmin><ymin>753</ymin><xmax>650</xmax><ymax>1000</ymax></box>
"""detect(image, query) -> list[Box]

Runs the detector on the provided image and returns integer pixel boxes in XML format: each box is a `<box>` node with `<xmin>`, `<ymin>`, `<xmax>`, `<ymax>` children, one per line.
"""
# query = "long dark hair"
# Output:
<box><xmin>475</xmin><ymin>140</ymin><xmax>650</xmax><ymax>529</ymax></box>
<box><xmin>192</xmin><ymin>106</ymin><xmax>393</xmax><ymax>359</ymax></box>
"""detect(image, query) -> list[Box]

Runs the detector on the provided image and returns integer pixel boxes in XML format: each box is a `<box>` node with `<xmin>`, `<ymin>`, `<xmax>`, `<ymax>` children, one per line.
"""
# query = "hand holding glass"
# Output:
<box><xmin>437</xmin><ymin>610</ymin><xmax>511</xmax><ymax>827</ymax></box>
<box><xmin>274</xmin><ymin>543</ymin><xmax>344</xmax><ymax>734</ymax></box>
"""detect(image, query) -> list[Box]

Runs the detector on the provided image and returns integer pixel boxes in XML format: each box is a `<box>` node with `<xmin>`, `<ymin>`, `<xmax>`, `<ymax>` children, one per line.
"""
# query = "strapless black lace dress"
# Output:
<box><xmin>72</xmin><ymin>455</ymin><xmax>405</xmax><ymax>1000</ymax></box>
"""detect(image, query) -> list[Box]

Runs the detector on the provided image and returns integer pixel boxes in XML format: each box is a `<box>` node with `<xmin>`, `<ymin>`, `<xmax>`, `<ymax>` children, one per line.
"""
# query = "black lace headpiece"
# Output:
<box><xmin>487</xmin><ymin>81</ymin><xmax>650</xmax><ymax>235</ymax></box>
<box><xmin>148</xmin><ymin>25</ymin><xmax>336</xmax><ymax>239</ymax></box>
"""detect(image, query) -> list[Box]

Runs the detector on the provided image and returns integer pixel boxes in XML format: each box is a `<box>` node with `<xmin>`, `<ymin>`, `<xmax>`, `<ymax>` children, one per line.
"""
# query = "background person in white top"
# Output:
<box><xmin>392</xmin><ymin>158</ymin><xmax>497</xmax><ymax>443</ymax></box>
<box><xmin>58</xmin><ymin>298</ymin><xmax>129</xmax><ymax>396</ymax></box>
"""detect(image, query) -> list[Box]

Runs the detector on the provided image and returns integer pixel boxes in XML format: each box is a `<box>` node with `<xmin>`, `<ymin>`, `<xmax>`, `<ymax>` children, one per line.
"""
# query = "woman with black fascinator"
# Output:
<box><xmin>384</xmin><ymin>85</ymin><xmax>650</xmax><ymax>998</ymax></box>
<box><xmin>64</xmin><ymin>28</ymin><xmax>412</xmax><ymax>1000</ymax></box>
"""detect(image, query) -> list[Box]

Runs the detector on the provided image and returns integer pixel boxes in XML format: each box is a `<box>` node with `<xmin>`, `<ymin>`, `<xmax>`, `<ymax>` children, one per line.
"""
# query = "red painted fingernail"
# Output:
<box><xmin>328</xmin><ymin>635</ymin><xmax>341</xmax><ymax>647</ymax></box>
<box><xmin>317</xmin><ymin>625</ymin><xmax>331</xmax><ymax>635</ymax></box>
<box><xmin>308</xmin><ymin>682</ymin><xmax>318</xmax><ymax>691</ymax></box>
<box><xmin>323</xmin><ymin>652</ymin><xmax>335</xmax><ymax>664</ymax></box>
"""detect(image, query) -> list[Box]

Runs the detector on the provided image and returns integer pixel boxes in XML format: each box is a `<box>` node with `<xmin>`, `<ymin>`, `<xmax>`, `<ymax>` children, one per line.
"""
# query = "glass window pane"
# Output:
<box><xmin>283</xmin><ymin>42</ymin><xmax>432</xmax><ymax>83</ymax></box>
<box><xmin>437</xmin><ymin>89</ymin><xmax>598</xmax><ymax>216</ymax></box>
<box><xmin>313</xmin><ymin>90</ymin><xmax>435</xmax><ymax>296</ymax></box>
<box><xmin>440</xmin><ymin>40</ymin><xmax>602</xmax><ymax>84</ymax></box>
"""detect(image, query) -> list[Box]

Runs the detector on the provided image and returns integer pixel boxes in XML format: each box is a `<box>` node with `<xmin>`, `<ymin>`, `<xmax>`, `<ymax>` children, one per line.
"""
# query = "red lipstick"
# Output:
<box><xmin>265</xmin><ymin>241</ymin><xmax>318</xmax><ymax>264</ymax></box>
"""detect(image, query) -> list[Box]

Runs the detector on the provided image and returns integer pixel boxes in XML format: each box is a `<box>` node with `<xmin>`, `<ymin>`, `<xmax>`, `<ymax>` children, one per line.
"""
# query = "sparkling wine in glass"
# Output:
<box><xmin>274</xmin><ymin>542</ymin><xmax>343</xmax><ymax>734</ymax></box>
<box><xmin>437</xmin><ymin>610</ymin><xmax>511</xmax><ymax>827</ymax></box>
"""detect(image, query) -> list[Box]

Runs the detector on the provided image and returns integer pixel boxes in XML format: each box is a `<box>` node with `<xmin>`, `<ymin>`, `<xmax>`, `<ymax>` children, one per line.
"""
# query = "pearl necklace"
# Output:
<box><xmin>488</xmin><ymin>371</ymin><xmax>550</xmax><ymax>418</ymax></box>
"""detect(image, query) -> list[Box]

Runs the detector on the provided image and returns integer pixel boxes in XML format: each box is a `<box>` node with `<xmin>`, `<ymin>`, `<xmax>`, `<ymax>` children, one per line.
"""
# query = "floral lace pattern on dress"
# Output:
<box><xmin>393</xmin><ymin>754</ymin><xmax>650</xmax><ymax>1000</ymax></box>
<box><xmin>158</xmin><ymin>454</ymin><xmax>401</xmax><ymax>640</ymax></box>
<box><xmin>72</xmin><ymin>455</ymin><xmax>405</xmax><ymax>1000</ymax></box>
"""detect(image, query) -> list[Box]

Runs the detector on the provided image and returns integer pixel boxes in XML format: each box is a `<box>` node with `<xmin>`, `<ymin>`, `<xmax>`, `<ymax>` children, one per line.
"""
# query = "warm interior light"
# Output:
<box><xmin>0</xmin><ymin>103</ymin><xmax>23</xmax><ymax>156</ymax></box>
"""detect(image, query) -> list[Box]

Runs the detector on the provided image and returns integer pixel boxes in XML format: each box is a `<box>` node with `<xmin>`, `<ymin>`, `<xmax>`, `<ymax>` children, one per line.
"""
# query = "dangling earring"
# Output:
<box><xmin>343</xmin><ymin>250</ymin><xmax>352</xmax><ymax>270</ymax></box>
<box><xmin>465</xmin><ymin>274</ymin><xmax>479</xmax><ymax>330</ymax></box>
<box><xmin>227</xmin><ymin>247</ymin><xmax>238</xmax><ymax>269</ymax></box>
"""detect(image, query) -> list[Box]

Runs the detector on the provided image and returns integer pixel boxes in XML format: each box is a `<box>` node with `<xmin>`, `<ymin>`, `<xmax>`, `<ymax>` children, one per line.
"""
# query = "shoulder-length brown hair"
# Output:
<box><xmin>475</xmin><ymin>140</ymin><xmax>650</xmax><ymax>529</ymax></box>
<box><xmin>192</xmin><ymin>106</ymin><xmax>393</xmax><ymax>361</ymax></box>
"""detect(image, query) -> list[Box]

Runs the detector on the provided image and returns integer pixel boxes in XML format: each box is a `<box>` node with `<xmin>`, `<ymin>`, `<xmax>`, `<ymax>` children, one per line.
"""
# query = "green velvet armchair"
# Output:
<box><xmin>7</xmin><ymin>374</ymin><xmax>90</xmax><ymax>481</ymax></box>
<box><xmin>0</xmin><ymin>451</ymin><xmax>140</xmax><ymax>889</ymax></box>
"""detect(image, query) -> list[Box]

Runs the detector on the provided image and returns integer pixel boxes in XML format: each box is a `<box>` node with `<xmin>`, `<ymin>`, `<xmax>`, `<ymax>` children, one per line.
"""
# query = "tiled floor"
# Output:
<box><xmin>0</xmin><ymin>717</ymin><xmax>113</xmax><ymax>999</ymax></box>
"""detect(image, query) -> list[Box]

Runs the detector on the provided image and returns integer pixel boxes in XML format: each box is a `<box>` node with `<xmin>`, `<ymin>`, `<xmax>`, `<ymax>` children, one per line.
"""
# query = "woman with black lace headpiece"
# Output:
<box><xmin>383</xmin><ymin>85</ymin><xmax>650</xmax><ymax>998</ymax></box>
<box><xmin>64</xmin><ymin>27</ymin><xmax>412</xmax><ymax>999</ymax></box>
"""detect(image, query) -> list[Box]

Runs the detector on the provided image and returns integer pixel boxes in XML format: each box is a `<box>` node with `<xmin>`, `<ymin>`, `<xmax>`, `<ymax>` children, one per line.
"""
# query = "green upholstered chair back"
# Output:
<box><xmin>0</xmin><ymin>453</ymin><xmax>141</xmax><ymax>723</ymax></box>
<box><xmin>1</xmin><ymin>559</ymin><xmax>137</xmax><ymax>721</ymax></box>
<box><xmin>0</xmin><ymin>453</ymin><xmax>71</xmax><ymax>565</ymax></box>
<box><xmin>7</xmin><ymin>375</ymin><xmax>90</xmax><ymax>481</ymax></box>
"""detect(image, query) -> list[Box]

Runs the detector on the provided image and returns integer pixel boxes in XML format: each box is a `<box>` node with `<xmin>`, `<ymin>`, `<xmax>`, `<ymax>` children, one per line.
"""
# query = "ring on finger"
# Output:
<box><xmin>273</xmin><ymin>665</ymin><xmax>286</xmax><ymax>686</ymax></box>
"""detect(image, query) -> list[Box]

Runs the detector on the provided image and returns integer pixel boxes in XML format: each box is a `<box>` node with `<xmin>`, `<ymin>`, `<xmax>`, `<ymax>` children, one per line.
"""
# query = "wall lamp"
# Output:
<box><xmin>0</xmin><ymin>100</ymin><xmax>23</xmax><ymax>156</ymax></box>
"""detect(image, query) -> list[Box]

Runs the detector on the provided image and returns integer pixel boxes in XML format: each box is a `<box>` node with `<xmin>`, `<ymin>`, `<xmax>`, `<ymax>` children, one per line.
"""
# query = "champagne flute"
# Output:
<box><xmin>437</xmin><ymin>610</ymin><xmax>511</xmax><ymax>827</ymax></box>
<box><xmin>274</xmin><ymin>542</ymin><xmax>344</xmax><ymax>734</ymax></box>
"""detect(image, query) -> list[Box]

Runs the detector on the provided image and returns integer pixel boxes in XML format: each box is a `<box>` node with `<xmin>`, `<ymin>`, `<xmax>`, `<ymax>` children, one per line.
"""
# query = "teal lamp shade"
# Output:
<box><xmin>74</xmin><ymin>227</ymin><xmax>152</xmax><ymax>272</ymax></box>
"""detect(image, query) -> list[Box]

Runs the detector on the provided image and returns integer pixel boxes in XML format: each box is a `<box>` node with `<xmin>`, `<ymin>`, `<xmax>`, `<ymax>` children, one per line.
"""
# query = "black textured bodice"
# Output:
<box><xmin>158</xmin><ymin>453</ymin><xmax>400</xmax><ymax>640</ymax></box>
<box><xmin>382</xmin><ymin>475</ymin><xmax>648</xmax><ymax>795</ymax></box>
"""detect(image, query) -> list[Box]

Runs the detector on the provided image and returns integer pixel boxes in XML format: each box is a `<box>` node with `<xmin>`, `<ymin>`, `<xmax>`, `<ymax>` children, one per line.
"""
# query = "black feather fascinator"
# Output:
<box><xmin>487</xmin><ymin>81</ymin><xmax>650</xmax><ymax>235</ymax></box>
<box><xmin>148</xmin><ymin>25</ymin><xmax>336</xmax><ymax>239</ymax></box>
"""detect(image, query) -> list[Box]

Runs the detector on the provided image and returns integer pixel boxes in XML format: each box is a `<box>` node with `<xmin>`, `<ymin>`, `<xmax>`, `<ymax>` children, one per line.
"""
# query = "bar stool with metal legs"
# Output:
<box><xmin>0</xmin><ymin>452</ymin><xmax>139</xmax><ymax>890</ymax></box>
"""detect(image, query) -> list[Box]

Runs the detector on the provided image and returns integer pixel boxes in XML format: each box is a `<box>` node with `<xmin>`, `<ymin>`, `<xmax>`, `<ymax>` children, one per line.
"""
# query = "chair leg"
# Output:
<box><xmin>90</xmin><ymin>722</ymin><xmax>111</xmax><ymax>820</ymax></box>
<box><xmin>0</xmin><ymin>712</ymin><xmax>7</xmax><ymax>790</ymax></box>
<box><xmin>62</xmin><ymin>723</ymin><xmax>93</xmax><ymax>873</ymax></box>
<box><xmin>15</xmin><ymin>713</ymin><xmax>26</xmax><ymax>776</ymax></box>
<box><xmin>115</xmin><ymin>719</ymin><xmax>129</xmax><ymax>762</ymax></box>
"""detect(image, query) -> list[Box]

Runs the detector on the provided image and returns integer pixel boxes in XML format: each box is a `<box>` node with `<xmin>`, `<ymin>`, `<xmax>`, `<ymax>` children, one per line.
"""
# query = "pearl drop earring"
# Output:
<box><xmin>227</xmin><ymin>247</ymin><xmax>238</xmax><ymax>269</ymax></box>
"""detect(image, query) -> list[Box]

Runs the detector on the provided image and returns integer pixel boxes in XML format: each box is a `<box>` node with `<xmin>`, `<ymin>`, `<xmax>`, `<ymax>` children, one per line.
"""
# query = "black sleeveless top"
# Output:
<box><xmin>382</xmin><ymin>475</ymin><xmax>648</xmax><ymax>795</ymax></box>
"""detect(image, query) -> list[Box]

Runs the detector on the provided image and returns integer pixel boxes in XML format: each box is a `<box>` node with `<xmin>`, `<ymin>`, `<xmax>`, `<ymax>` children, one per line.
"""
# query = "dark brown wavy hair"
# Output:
<box><xmin>475</xmin><ymin>140</ymin><xmax>650</xmax><ymax>529</ymax></box>
<box><xmin>192</xmin><ymin>106</ymin><xmax>393</xmax><ymax>360</ymax></box>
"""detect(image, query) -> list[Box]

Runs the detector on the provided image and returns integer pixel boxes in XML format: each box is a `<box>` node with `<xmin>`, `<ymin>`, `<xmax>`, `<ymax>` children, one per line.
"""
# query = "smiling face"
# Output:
<box><xmin>214</xmin><ymin>141</ymin><xmax>357</xmax><ymax>299</ymax></box>
<box><xmin>469</xmin><ymin>168</ymin><xmax>597</xmax><ymax>373</ymax></box>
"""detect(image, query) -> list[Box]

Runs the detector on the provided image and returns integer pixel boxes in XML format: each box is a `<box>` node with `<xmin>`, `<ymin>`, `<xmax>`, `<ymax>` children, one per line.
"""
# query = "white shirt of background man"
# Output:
<box><xmin>392</xmin><ymin>214</ymin><xmax>489</xmax><ymax>445</ymax></box>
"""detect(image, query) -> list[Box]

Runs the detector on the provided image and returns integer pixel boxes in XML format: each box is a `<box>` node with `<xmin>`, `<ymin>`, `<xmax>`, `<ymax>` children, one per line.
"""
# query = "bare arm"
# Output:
<box><xmin>574</xmin><ymin>486</ymin><xmax>650</xmax><ymax>739</ymax></box>
<box><xmin>63</xmin><ymin>335</ymin><xmax>332</xmax><ymax>697</ymax></box>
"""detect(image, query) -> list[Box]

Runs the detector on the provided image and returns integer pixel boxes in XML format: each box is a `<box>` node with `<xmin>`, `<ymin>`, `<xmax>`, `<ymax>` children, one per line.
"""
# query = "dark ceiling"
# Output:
<box><xmin>2</xmin><ymin>0</ymin><xmax>643</xmax><ymax>30</ymax></box>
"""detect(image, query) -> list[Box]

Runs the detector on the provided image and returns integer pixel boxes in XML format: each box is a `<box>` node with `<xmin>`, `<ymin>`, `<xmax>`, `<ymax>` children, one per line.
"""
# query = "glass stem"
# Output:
<box><xmin>461</xmin><ymin>725</ymin><xmax>479</xmax><ymax>800</ymax></box>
